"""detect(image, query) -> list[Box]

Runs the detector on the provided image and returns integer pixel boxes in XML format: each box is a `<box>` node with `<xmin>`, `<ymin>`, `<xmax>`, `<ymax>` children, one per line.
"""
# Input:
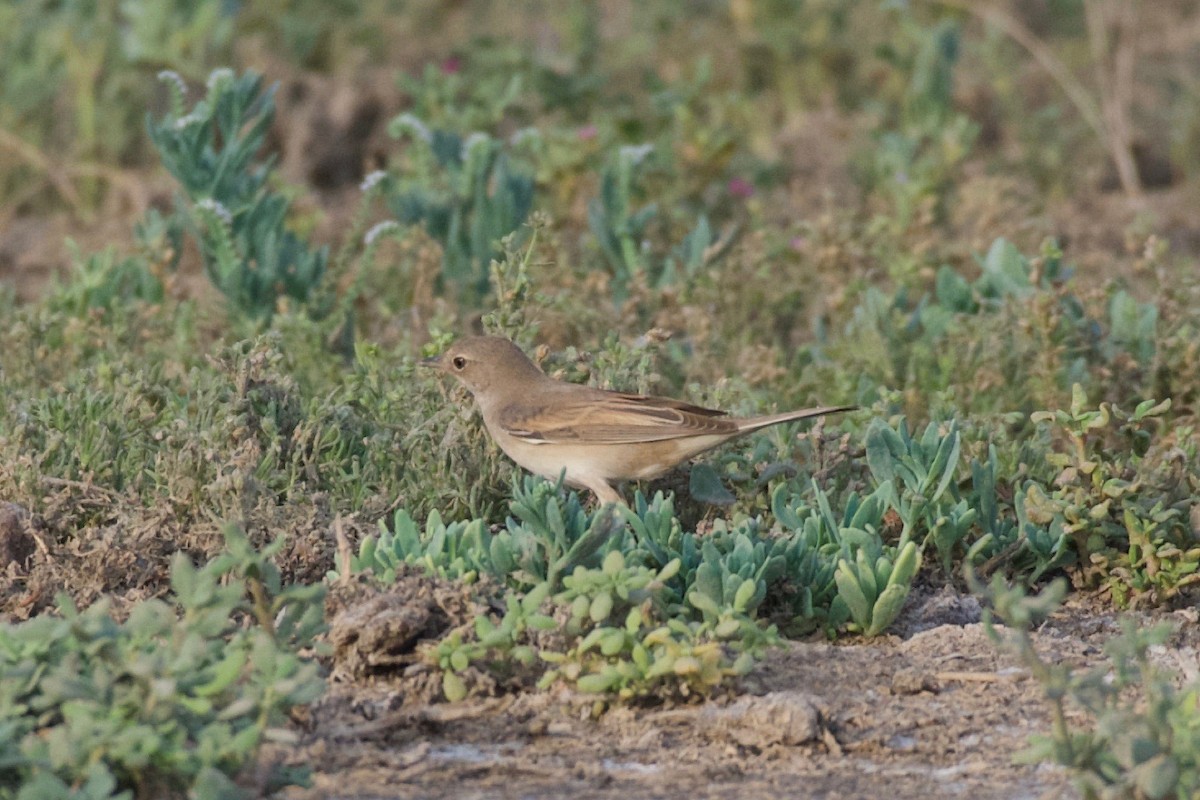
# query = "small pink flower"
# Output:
<box><xmin>441</xmin><ymin>56</ymin><xmax>462</xmax><ymax>75</ymax></box>
<box><xmin>790</xmin><ymin>236</ymin><xmax>808</xmax><ymax>252</ymax></box>
<box><xmin>728</xmin><ymin>176</ymin><xmax>754</xmax><ymax>198</ymax></box>
<box><xmin>576</xmin><ymin>124</ymin><xmax>598</xmax><ymax>141</ymax></box>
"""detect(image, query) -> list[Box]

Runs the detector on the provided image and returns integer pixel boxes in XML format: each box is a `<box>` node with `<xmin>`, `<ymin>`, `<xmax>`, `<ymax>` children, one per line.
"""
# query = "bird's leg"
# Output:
<box><xmin>584</xmin><ymin>478</ymin><xmax>628</xmax><ymax>508</ymax></box>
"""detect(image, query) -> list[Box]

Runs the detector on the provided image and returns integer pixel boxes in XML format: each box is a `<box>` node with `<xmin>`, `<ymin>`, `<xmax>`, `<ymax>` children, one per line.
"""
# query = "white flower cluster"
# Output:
<box><xmin>195</xmin><ymin>198</ymin><xmax>233</xmax><ymax>226</ymax></box>
<box><xmin>364</xmin><ymin>220</ymin><xmax>400</xmax><ymax>246</ymax></box>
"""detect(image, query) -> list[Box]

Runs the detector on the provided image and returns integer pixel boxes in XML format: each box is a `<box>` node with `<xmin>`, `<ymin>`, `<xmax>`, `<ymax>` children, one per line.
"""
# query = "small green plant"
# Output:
<box><xmin>833</xmin><ymin>539</ymin><xmax>921</xmax><ymax>637</ymax></box>
<box><xmin>587</xmin><ymin>144</ymin><xmax>657</xmax><ymax>295</ymax></box>
<box><xmin>0</xmin><ymin>526</ymin><xmax>326</xmax><ymax>799</ymax></box>
<box><xmin>540</xmin><ymin>550</ymin><xmax>770</xmax><ymax>700</ymax></box>
<box><xmin>981</xmin><ymin>574</ymin><xmax>1200</xmax><ymax>800</ymax></box>
<box><xmin>865</xmin><ymin>417</ymin><xmax>968</xmax><ymax>571</ymax></box>
<box><xmin>430</xmin><ymin>582</ymin><xmax>557</xmax><ymax>702</ymax></box>
<box><xmin>854</xmin><ymin>15</ymin><xmax>978</xmax><ymax>231</ymax></box>
<box><xmin>768</xmin><ymin>487</ymin><xmax>845</xmax><ymax>631</ymax></box>
<box><xmin>585</xmin><ymin>144</ymin><xmax>719</xmax><ymax>300</ymax></box>
<box><xmin>1107</xmin><ymin>288</ymin><xmax>1158</xmax><ymax>367</ymax></box>
<box><xmin>772</xmin><ymin>483</ymin><xmax>921</xmax><ymax>635</ymax></box>
<box><xmin>657</xmin><ymin>214</ymin><xmax>719</xmax><ymax>288</ymax></box>
<box><xmin>45</xmin><ymin>243</ymin><xmax>164</xmax><ymax>317</ymax></box>
<box><xmin>397</xmin><ymin>59</ymin><xmax>527</xmax><ymax>134</ymax></box>
<box><xmin>1028</xmin><ymin>384</ymin><xmax>1198</xmax><ymax>603</ymax></box>
<box><xmin>625</xmin><ymin>485</ymin><xmax>918</xmax><ymax>640</ymax></box>
<box><xmin>1000</xmin><ymin>482</ymin><xmax>1076</xmax><ymax>585</ymax></box>
<box><xmin>148</xmin><ymin>69</ymin><xmax>328</xmax><ymax>321</ymax></box>
<box><xmin>338</xmin><ymin>474</ymin><xmax>930</xmax><ymax>703</ymax></box>
<box><xmin>426</xmin><ymin>551</ymin><xmax>771</xmax><ymax>703</ymax></box>
<box><xmin>386</xmin><ymin>117</ymin><xmax>535</xmax><ymax>301</ymax></box>
<box><xmin>338</xmin><ymin>476</ymin><xmax>623</xmax><ymax>589</ymax></box>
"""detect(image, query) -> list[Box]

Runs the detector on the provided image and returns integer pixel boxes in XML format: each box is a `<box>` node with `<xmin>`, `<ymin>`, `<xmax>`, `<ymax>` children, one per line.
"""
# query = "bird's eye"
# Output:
<box><xmin>452</xmin><ymin>356</ymin><xmax>467</xmax><ymax>370</ymax></box>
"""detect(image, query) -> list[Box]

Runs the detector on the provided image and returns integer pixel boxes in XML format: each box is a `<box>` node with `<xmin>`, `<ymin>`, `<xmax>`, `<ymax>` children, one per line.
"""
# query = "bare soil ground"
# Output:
<box><xmin>9</xmin><ymin>488</ymin><xmax>1200</xmax><ymax>799</ymax></box>
<box><xmin>264</xmin><ymin>577</ymin><xmax>1199</xmax><ymax>800</ymax></box>
<box><xmin>7</xmin><ymin>496</ymin><xmax>1197</xmax><ymax>799</ymax></box>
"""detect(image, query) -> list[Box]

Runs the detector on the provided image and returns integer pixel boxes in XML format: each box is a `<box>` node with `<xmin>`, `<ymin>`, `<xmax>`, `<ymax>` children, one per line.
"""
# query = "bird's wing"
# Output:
<box><xmin>497</xmin><ymin>389</ymin><xmax>739</xmax><ymax>445</ymax></box>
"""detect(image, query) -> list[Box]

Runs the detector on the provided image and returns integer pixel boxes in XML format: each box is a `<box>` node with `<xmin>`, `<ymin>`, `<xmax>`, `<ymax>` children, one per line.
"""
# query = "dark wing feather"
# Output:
<box><xmin>605</xmin><ymin>391</ymin><xmax>728</xmax><ymax>418</ymax></box>
<box><xmin>498</xmin><ymin>388</ymin><xmax>737</xmax><ymax>445</ymax></box>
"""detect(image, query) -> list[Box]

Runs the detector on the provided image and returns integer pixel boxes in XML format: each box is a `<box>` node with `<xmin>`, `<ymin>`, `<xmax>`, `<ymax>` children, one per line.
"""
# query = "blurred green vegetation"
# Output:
<box><xmin>3</xmin><ymin>1</ymin><xmax>1198</xmax><ymax>215</ymax></box>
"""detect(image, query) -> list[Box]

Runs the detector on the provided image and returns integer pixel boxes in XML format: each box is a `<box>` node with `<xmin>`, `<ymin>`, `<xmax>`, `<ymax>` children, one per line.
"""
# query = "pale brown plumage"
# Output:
<box><xmin>423</xmin><ymin>336</ymin><xmax>854</xmax><ymax>505</ymax></box>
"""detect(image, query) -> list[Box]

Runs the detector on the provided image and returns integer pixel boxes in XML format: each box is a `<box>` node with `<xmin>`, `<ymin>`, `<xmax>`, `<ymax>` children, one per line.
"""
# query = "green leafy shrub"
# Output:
<box><xmin>341</xmin><ymin>467</ymin><xmax>936</xmax><ymax>702</ymax></box>
<box><xmin>983</xmin><ymin>575</ymin><xmax>1200</xmax><ymax>800</ymax></box>
<box><xmin>865</xmin><ymin>417</ymin><xmax>964</xmax><ymax>568</ymax></box>
<box><xmin>428</xmin><ymin>552</ymin><xmax>771</xmax><ymax>703</ymax></box>
<box><xmin>45</xmin><ymin>244</ymin><xmax>164</xmax><ymax>317</ymax></box>
<box><xmin>148</xmin><ymin>70</ymin><xmax>328</xmax><ymax>321</ymax></box>
<box><xmin>772</xmin><ymin>480</ymin><xmax>921</xmax><ymax>635</ymax></box>
<box><xmin>345</xmin><ymin>477</ymin><xmax>882</xmax><ymax>635</ymax></box>
<box><xmin>1028</xmin><ymin>385</ymin><xmax>1199</xmax><ymax>605</ymax></box>
<box><xmin>833</xmin><ymin>539</ymin><xmax>921</xmax><ymax>637</ymax></box>
<box><xmin>0</xmin><ymin>527</ymin><xmax>325</xmax><ymax>799</ymax></box>
<box><xmin>854</xmin><ymin>15</ymin><xmax>978</xmax><ymax>232</ymax></box>
<box><xmin>539</xmin><ymin>550</ymin><xmax>771</xmax><ymax>700</ymax></box>
<box><xmin>337</xmin><ymin>476</ymin><xmax>621</xmax><ymax>587</ymax></box>
<box><xmin>585</xmin><ymin>144</ymin><xmax>719</xmax><ymax>300</ymax></box>
<box><xmin>587</xmin><ymin>144</ymin><xmax>658</xmax><ymax>294</ymax></box>
<box><xmin>805</xmin><ymin>237</ymin><xmax>1162</xmax><ymax>417</ymax></box>
<box><xmin>386</xmin><ymin>117</ymin><xmax>535</xmax><ymax>301</ymax></box>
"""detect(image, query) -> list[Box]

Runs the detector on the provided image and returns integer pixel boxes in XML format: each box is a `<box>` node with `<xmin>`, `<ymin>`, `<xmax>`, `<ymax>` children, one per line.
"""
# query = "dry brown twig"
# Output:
<box><xmin>0</xmin><ymin>126</ymin><xmax>150</xmax><ymax>225</ymax></box>
<box><xmin>1084</xmin><ymin>0</ymin><xmax>1141</xmax><ymax>197</ymax></box>
<box><xmin>334</xmin><ymin>514</ymin><xmax>352</xmax><ymax>584</ymax></box>
<box><xmin>926</xmin><ymin>0</ymin><xmax>1143</xmax><ymax>200</ymax></box>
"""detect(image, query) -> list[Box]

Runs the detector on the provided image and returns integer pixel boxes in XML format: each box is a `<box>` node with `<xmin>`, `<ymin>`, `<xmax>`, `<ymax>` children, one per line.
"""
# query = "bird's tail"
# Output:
<box><xmin>734</xmin><ymin>405</ymin><xmax>857</xmax><ymax>433</ymax></box>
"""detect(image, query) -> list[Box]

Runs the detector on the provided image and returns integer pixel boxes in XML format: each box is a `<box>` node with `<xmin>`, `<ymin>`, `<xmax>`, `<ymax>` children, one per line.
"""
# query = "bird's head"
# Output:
<box><xmin>421</xmin><ymin>336</ymin><xmax>547</xmax><ymax>397</ymax></box>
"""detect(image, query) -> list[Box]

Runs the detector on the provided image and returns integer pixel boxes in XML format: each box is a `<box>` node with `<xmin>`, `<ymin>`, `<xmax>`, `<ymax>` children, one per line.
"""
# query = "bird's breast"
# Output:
<box><xmin>487</xmin><ymin>427</ymin><xmax>731</xmax><ymax>485</ymax></box>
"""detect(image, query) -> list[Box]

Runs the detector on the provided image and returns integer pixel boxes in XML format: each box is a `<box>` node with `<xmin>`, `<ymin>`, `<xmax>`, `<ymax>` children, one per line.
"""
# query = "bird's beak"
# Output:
<box><xmin>419</xmin><ymin>355</ymin><xmax>442</xmax><ymax>369</ymax></box>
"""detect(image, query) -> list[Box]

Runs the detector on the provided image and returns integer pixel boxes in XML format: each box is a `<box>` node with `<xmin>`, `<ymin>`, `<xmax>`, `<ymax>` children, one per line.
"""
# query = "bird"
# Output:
<box><xmin>422</xmin><ymin>336</ymin><xmax>855</xmax><ymax>505</ymax></box>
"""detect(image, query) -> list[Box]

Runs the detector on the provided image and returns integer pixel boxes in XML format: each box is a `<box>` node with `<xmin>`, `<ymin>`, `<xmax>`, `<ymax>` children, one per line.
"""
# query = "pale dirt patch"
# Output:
<box><xmin>268</xmin><ymin>579</ymin><xmax>1200</xmax><ymax>800</ymax></box>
